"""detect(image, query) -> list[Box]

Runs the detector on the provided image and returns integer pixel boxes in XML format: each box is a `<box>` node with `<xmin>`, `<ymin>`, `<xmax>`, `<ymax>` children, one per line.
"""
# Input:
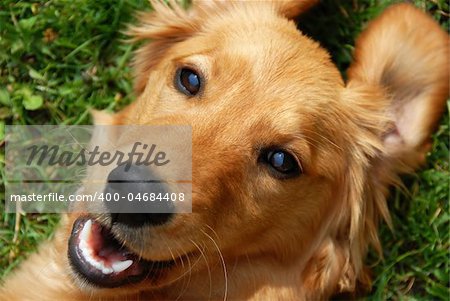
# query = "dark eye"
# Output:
<box><xmin>260</xmin><ymin>149</ymin><xmax>301</xmax><ymax>179</ymax></box>
<box><xmin>175</xmin><ymin>68</ymin><xmax>201</xmax><ymax>96</ymax></box>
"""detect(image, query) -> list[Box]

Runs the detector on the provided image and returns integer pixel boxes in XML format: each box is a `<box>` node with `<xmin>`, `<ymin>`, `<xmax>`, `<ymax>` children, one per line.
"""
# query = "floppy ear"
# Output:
<box><xmin>269</xmin><ymin>0</ymin><xmax>318</xmax><ymax>18</ymax></box>
<box><xmin>347</xmin><ymin>3</ymin><xmax>449</xmax><ymax>171</ymax></box>
<box><xmin>193</xmin><ymin>0</ymin><xmax>318</xmax><ymax>19</ymax></box>
<box><xmin>332</xmin><ymin>4</ymin><xmax>449</xmax><ymax>294</ymax></box>
<box><xmin>91</xmin><ymin>99</ymin><xmax>140</xmax><ymax>127</ymax></box>
<box><xmin>91</xmin><ymin>109</ymin><xmax>116</xmax><ymax>125</ymax></box>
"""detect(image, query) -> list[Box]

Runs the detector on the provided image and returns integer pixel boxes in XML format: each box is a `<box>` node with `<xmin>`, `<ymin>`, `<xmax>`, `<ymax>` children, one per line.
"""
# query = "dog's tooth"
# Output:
<box><xmin>111</xmin><ymin>260</ymin><xmax>133</xmax><ymax>273</ymax></box>
<box><xmin>102</xmin><ymin>267</ymin><xmax>113</xmax><ymax>274</ymax></box>
<box><xmin>79</xmin><ymin>219</ymin><xmax>94</xmax><ymax>260</ymax></box>
<box><xmin>80</xmin><ymin>219</ymin><xmax>92</xmax><ymax>243</ymax></box>
<box><xmin>77</xmin><ymin>219</ymin><xmax>121</xmax><ymax>275</ymax></box>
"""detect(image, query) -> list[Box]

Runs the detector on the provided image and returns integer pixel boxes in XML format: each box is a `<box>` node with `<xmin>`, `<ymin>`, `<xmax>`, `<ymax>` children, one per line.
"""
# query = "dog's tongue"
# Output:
<box><xmin>68</xmin><ymin>218</ymin><xmax>150</xmax><ymax>287</ymax></box>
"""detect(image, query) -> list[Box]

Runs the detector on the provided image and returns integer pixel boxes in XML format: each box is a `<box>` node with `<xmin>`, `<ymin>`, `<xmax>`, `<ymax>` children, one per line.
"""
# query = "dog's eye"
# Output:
<box><xmin>176</xmin><ymin>68</ymin><xmax>201</xmax><ymax>96</ymax></box>
<box><xmin>260</xmin><ymin>149</ymin><xmax>301</xmax><ymax>179</ymax></box>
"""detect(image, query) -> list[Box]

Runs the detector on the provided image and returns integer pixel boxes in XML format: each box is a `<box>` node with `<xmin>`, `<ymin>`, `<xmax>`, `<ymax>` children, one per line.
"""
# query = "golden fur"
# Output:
<box><xmin>1</xmin><ymin>1</ymin><xmax>448</xmax><ymax>300</ymax></box>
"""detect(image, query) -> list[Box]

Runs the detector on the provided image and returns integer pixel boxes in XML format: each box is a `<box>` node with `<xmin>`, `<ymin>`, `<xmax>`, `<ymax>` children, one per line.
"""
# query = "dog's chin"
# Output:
<box><xmin>68</xmin><ymin>217</ymin><xmax>174</xmax><ymax>288</ymax></box>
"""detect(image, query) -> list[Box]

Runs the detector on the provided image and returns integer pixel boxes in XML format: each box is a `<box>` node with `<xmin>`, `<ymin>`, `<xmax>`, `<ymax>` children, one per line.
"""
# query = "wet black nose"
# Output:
<box><xmin>103</xmin><ymin>163</ymin><xmax>173</xmax><ymax>227</ymax></box>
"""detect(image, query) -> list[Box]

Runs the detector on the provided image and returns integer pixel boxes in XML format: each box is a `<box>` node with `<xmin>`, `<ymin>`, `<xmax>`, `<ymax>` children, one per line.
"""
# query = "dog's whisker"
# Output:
<box><xmin>190</xmin><ymin>238</ymin><xmax>213</xmax><ymax>300</ymax></box>
<box><xmin>88</xmin><ymin>287</ymin><xmax>95</xmax><ymax>301</ymax></box>
<box><xmin>201</xmin><ymin>227</ymin><xmax>228</xmax><ymax>301</ymax></box>
<box><xmin>162</xmin><ymin>236</ymin><xmax>178</xmax><ymax>266</ymax></box>
<box><xmin>175</xmin><ymin>246</ymin><xmax>192</xmax><ymax>301</ymax></box>
<box><xmin>166</xmin><ymin>238</ymin><xmax>189</xmax><ymax>299</ymax></box>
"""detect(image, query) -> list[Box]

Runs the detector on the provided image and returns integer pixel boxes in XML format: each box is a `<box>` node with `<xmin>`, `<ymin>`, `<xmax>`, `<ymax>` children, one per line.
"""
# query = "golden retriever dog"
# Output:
<box><xmin>1</xmin><ymin>0</ymin><xmax>448</xmax><ymax>300</ymax></box>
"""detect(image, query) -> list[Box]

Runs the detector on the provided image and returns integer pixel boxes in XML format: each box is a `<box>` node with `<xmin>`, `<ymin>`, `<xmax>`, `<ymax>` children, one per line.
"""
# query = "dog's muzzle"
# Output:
<box><xmin>68</xmin><ymin>217</ymin><xmax>173</xmax><ymax>288</ymax></box>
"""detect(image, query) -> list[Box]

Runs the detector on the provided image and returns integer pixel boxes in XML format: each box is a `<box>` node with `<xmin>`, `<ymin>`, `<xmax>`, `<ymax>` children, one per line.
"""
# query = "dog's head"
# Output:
<box><xmin>65</xmin><ymin>1</ymin><xmax>448</xmax><ymax>298</ymax></box>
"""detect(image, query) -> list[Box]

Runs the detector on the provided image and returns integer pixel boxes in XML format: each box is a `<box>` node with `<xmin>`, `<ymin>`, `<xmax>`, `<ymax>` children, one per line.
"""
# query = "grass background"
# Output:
<box><xmin>0</xmin><ymin>0</ymin><xmax>448</xmax><ymax>299</ymax></box>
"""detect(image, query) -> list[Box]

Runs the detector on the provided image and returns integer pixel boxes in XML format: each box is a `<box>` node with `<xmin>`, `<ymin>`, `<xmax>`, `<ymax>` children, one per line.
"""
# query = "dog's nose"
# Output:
<box><xmin>103</xmin><ymin>163</ymin><xmax>173</xmax><ymax>227</ymax></box>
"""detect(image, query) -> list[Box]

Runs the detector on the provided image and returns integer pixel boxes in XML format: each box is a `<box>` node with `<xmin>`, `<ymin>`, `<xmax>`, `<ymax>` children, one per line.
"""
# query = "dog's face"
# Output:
<box><xmin>123</xmin><ymin>8</ymin><xmax>345</xmax><ymax>255</ymax></box>
<box><xmin>64</xmin><ymin>1</ymin><xmax>448</xmax><ymax>298</ymax></box>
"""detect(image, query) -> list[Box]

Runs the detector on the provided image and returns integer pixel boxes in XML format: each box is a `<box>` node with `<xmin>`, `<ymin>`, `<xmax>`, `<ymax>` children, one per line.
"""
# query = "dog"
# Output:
<box><xmin>1</xmin><ymin>0</ymin><xmax>448</xmax><ymax>300</ymax></box>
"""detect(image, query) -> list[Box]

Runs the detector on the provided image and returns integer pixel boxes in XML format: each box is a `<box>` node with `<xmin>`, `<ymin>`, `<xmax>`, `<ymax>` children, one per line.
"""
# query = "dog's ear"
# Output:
<box><xmin>91</xmin><ymin>109</ymin><xmax>115</xmax><ymax>125</ymax></box>
<box><xmin>193</xmin><ymin>0</ymin><xmax>318</xmax><ymax>19</ymax></box>
<box><xmin>269</xmin><ymin>0</ymin><xmax>318</xmax><ymax>18</ymax></box>
<box><xmin>128</xmin><ymin>0</ymin><xmax>197</xmax><ymax>94</ymax></box>
<box><xmin>91</xmin><ymin>101</ymin><xmax>139</xmax><ymax>126</ymax></box>
<box><xmin>335</xmin><ymin>4</ymin><xmax>448</xmax><ymax>294</ymax></box>
<box><xmin>347</xmin><ymin>3</ymin><xmax>449</xmax><ymax>171</ymax></box>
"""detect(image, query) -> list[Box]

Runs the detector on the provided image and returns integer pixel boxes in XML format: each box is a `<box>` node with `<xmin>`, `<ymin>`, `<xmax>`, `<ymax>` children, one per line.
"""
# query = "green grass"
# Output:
<box><xmin>0</xmin><ymin>0</ymin><xmax>448</xmax><ymax>299</ymax></box>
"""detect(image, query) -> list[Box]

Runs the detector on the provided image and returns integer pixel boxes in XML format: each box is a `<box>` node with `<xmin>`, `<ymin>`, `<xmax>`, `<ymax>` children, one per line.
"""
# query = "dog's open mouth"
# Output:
<box><xmin>68</xmin><ymin>217</ymin><xmax>174</xmax><ymax>288</ymax></box>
